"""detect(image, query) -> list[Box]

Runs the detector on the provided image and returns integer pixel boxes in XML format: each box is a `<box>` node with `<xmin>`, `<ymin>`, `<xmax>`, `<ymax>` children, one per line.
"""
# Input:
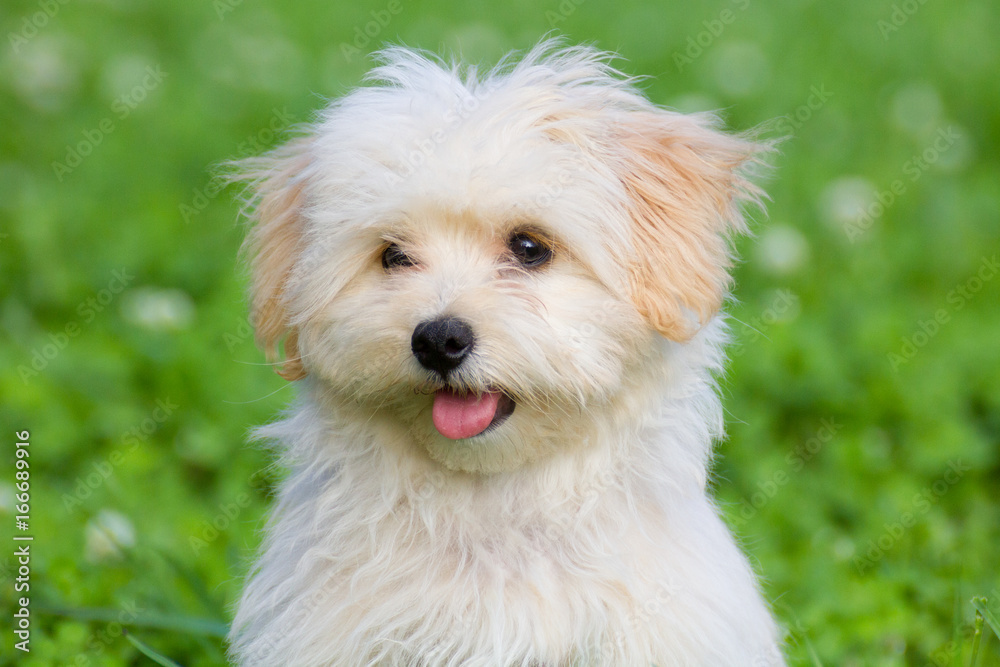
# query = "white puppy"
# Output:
<box><xmin>228</xmin><ymin>40</ymin><xmax>785</xmax><ymax>666</ymax></box>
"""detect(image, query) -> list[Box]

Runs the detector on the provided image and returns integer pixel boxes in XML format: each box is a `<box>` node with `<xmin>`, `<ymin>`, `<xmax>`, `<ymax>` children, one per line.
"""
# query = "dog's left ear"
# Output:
<box><xmin>232</xmin><ymin>138</ymin><xmax>312</xmax><ymax>381</ymax></box>
<box><xmin>612</xmin><ymin>112</ymin><xmax>770</xmax><ymax>341</ymax></box>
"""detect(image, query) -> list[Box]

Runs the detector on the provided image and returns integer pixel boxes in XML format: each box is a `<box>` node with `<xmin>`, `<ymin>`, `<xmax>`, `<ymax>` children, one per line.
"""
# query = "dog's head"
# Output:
<box><xmin>235</xmin><ymin>42</ymin><xmax>768</xmax><ymax>474</ymax></box>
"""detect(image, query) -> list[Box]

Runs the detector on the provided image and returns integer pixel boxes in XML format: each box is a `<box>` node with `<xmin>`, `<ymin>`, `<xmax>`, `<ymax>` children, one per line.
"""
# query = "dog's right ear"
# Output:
<box><xmin>610</xmin><ymin>112</ymin><xmax>770</xmax><ymax>341</ymax></box>
<box><xmin>230</xmin><ymin>138</ymin><xmax>312</xmax><ymax>381</ymax></box>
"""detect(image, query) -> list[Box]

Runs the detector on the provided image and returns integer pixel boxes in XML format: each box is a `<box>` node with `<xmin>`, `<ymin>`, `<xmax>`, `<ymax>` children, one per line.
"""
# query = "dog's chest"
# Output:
<box><xmin>319</xmin><ymin>501</ymin><xmax>670</xmax><ymax>664</ymax></box>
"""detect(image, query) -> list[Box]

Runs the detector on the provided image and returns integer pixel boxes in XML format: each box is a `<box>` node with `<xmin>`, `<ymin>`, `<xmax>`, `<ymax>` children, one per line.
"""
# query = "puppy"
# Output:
<box><xmin>228</xmin><ymin>40</ymin><xmax>785</xmax><ymax>666</ymax></box>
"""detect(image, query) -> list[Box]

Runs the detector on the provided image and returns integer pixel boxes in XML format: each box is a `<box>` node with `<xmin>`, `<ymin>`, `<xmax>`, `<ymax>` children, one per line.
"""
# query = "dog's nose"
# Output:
<box><xmin>411</xmin><ymin>317</ymin><xmax>475</xmax><ymax>377</ymax></box>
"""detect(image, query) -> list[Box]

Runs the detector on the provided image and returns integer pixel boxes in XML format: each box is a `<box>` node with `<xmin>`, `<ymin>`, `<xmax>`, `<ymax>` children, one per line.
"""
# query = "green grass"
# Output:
<box><xmin>1</xmin><ymin>0</ymin><xmax>998</xmax><ymax>664</ymax></box>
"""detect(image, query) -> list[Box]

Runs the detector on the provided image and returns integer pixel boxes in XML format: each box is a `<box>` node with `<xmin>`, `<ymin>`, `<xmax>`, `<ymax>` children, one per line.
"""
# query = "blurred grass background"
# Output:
<box><xmin>1</xmin><ymin>0</ymin><xmax>998</xmax><ymax>664</ymax></box>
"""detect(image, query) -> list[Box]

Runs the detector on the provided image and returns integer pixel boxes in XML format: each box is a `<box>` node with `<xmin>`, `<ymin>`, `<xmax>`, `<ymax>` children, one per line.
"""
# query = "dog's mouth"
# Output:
<box><xmin>431</xmin><ymin>387</ymin><xmax>516</xmax><ymax>440</ymax></box>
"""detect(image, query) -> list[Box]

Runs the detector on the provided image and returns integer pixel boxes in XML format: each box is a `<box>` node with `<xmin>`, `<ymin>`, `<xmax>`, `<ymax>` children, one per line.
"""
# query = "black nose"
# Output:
<box><xmin>411</xmin><ymin>317</ymin><xmax>475</xmax><ymax>377</ymax></box>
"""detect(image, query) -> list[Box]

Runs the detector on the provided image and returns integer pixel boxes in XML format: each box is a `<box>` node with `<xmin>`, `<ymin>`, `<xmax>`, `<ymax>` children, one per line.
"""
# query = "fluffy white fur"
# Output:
<box><xmin>228</xmin><ymin>40</ymin><xmax>786</xmax><ymax>666</ymax></box>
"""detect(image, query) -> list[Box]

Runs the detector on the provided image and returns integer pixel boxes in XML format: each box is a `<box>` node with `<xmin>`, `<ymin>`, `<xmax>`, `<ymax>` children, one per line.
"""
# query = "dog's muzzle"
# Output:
<box><xmin>410</xmin><ymin>317</ymin><xmax>515</xmax><ymax>439</ymax></box>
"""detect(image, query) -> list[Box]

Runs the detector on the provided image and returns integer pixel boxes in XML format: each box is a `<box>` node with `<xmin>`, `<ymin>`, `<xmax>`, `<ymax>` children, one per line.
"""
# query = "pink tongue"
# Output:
<box><xmin>432</xmin><ymin>389</ymin><xmax>501</xmax><ymax>440</ymax></box>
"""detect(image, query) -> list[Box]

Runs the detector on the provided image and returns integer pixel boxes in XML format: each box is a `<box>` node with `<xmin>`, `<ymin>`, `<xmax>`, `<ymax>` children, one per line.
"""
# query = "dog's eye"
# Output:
<box><xmin>381</xmin><ymin>243</ymin><xmax>415</xmax><ymax>270</ymax></box>
<box><xmin>508</xmin><ymin>233</ymin><xmax>552</xmax><ymax>268</ymax></box>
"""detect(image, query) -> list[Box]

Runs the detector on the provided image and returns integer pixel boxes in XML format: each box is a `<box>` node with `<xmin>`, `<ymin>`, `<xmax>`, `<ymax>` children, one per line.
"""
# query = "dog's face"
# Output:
<box><xmin>237</xmin><ymin>45</ymin><xmax>766</xmax><ymax>474</ymax></box>
<box><xmin>296</xmin><ymin>162</ymin><xmax>650</xmax><ymax>474</ymax></box>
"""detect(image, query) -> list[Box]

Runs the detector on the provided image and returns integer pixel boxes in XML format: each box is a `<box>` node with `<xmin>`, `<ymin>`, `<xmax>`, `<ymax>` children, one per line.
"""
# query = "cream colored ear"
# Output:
<box><xmin>615</xmin><ymin>112</ymin><xmax>770</xmax><ymax>340</ymax></box>
<box><xmin>233</xmin><ymin>138</ymin><xmax>312</xmax><ymax>381</ymax></box>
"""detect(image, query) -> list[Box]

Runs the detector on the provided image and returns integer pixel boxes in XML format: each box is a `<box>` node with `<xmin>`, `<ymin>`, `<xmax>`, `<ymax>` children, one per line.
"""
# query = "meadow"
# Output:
<box><xmin>1</xmin><ymin>0</ymin><xmax>998</xmax><ymax>664</ymax></box>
